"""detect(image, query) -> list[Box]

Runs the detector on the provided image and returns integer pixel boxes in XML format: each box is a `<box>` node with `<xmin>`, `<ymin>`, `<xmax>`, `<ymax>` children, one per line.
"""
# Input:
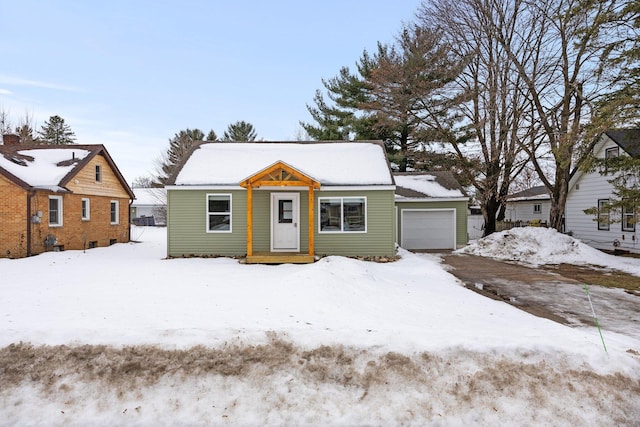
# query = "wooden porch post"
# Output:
<box><xmin>308</xmin><ymin>186</ymin><xmax>314</xmax><ymax>257</ymax></box>
<box><xmin>247</xmin><ymin>185</ymin><xmax>253</xmax><ymax>257</ymax></box>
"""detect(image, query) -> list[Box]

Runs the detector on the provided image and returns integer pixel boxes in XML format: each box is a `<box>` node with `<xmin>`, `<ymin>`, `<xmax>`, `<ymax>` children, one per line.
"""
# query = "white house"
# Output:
<box><xmin>504</xmin><ymin>185</ymin><xmax>551</xmax><ymax>225</ymax></box>
<box><xmin>565</xmin><ymin>129</ymin><xmax>640</xmax><ymax>253</ymax></box>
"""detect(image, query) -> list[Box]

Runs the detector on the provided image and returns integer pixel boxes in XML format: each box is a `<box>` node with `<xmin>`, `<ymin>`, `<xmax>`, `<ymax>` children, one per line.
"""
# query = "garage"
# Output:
<box><xmin>401</xmin><ymin>209</ymin><xmax>456</xmax><ymax>250</ymax></box>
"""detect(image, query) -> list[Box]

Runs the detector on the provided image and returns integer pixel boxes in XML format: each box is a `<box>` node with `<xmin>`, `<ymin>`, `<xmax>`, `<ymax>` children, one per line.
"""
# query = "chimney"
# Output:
<box><xmin>2</xmin><ymin>134</ymin><xmax>20</xmax><ymax>145</ymax></box>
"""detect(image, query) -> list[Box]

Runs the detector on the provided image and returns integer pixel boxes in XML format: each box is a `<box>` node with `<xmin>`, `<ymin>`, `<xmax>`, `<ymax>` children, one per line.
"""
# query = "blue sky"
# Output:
<box><xmin>0</xmin><ymin>0</ymin><xmax>421</xmax><ymax>182</ymax></box>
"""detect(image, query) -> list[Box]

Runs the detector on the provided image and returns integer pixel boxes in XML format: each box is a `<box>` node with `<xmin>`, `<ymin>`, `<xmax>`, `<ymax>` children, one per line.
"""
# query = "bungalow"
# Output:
<box><xmin>565</xmin><ymin>129</ymin><xmax>640</xmax><ymax>253</ymax></box>
<box><xmin>166</xmin><ymin>141</ymin><xmax>396</xmax><ymax>263</ymax></box>
<box><xmin>394</xmin><ymin>172</ymin><xmax>468</xmax><ymax>250</ymax></box>
<box><xmin>0</xmin><ymin>135</ymin><xmax>134</xmax><ymax>258</ymax></box>
<box><xmin>504</xmin><ymin>185</ymin><xmax>551</xmax><ymax>226</ymax></box>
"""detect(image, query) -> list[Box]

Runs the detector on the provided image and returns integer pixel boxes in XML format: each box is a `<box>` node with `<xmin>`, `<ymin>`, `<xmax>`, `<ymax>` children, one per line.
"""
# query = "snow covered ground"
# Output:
<box><xmin>1</xmin><ymin>226</ymin><xmax>639</xmax><ymax>426</ymax></box>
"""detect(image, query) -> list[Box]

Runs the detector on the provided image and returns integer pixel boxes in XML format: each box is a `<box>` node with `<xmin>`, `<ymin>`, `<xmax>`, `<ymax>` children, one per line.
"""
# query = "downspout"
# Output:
<box><xmin>128</xmin><ymin>198</ymin><xmax>133</xmax><ymax>242</ymax></box>
<box><xmin>26</xmin><ymin>190</ymin><xmax>34</xmax><ymax>257</ymax></box>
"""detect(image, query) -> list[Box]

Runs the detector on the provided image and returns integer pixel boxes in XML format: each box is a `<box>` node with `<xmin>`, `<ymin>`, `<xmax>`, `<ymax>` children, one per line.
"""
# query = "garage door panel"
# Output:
<box><xmin>402</xmin><ymin>210</ymin><xmax>455</xmax><ymax>250</ymax></box>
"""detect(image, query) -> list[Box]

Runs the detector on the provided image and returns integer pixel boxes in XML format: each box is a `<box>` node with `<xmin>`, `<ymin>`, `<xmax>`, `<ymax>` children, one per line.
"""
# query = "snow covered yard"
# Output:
<box><xmin>1</xmin><ymin>226</ymin><xmax>639</xmax><ymax>426</ymax></box>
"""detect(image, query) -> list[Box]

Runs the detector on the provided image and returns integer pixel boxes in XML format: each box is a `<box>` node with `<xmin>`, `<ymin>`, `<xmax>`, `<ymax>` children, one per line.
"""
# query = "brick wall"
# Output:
<box><xmin>0</xmin><ymin>175</ymin><xmax>28</xmax><ymax>258</ymax></box>
<box><xmin>29</xmin><ymin>192</ymin><xmax>130</xmax><ymax>255</ymax></box>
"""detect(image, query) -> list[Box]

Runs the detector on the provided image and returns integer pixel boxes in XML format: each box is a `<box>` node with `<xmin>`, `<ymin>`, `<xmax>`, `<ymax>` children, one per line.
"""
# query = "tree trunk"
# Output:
<box><xmin>482</xmin><ymin>196</ymin><xmax>499</xmax><ymax>236</ymax></box>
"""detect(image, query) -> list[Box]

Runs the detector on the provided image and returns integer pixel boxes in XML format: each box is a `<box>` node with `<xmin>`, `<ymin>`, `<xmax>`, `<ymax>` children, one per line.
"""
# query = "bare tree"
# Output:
<box><xmin>418</xmin><ymin>0</ymin><xmax>529</xmax><ymax>235</ymax></box>
<box><xmin>481</xmin><ymin>0</ymin><xmax>618</xmax><ymax>231</ymax></box>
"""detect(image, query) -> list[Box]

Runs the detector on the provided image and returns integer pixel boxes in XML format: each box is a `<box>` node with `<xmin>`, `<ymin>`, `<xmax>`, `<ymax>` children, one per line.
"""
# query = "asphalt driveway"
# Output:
<box><xmin>440</xmin><ymin>253</ymin><xmax>640</xmax><ymax>345</ymax></box>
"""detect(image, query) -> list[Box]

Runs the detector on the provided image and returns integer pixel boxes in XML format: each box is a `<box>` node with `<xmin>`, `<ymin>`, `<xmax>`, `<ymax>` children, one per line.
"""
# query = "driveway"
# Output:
<box><xmin>440</xmin><ymin>253</ymin><xmax>640</xmax><ymax>345</ymax></box>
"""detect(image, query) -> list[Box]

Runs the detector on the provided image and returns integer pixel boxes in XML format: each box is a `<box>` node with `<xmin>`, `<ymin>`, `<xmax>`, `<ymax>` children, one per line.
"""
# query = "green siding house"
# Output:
<box><xmin>165</xmin><ymin>141</ymin><xmax>397</xmax><ymax>263</ymax></box>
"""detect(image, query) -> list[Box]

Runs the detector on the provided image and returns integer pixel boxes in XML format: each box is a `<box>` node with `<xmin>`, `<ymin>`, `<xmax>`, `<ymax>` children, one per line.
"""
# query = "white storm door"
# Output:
<box><xmin>271</xmin><ymin>193</ymin><xmax>300</xmax><ymax>252</ymax></box>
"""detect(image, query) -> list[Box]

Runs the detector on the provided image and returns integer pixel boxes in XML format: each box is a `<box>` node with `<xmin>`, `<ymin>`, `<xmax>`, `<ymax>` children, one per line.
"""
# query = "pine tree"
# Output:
<box><xmin>157</xmin><ymin>128</ymin><xmax>205</xmax><ymax>184</ymax></box>
<box><xmin>222</xmin><ymin>121</ymin><xmax>257</xmax><ymax>141</ymax></box>
<box><xmin>206</xmin><ymin>130</ymin><xmax>218</xmax><ymax>141</ymax></box>
<box><xmin>37</xmin><ymin>115</ymin><xmax>76</xmax><ymax>144</ymax></box>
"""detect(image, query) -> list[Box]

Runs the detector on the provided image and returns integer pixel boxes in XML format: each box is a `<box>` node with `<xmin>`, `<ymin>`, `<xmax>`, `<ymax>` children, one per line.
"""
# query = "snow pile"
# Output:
<box><xmin>458</xmin><ymin>227</ymin><xmax>640</xmax><ymax>274</ymax></box>
<box><xmin>1</xmin><ymin>226</ymin><xmax>639</xmax><ymax>425</ymax></box>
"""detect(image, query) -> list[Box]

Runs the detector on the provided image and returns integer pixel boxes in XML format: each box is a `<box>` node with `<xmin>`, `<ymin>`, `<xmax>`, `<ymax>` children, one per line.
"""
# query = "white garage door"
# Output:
<box><xmin>401</xmin><ymin>209</ymin><xmax>455</xmax><ymax>250</ymax></box>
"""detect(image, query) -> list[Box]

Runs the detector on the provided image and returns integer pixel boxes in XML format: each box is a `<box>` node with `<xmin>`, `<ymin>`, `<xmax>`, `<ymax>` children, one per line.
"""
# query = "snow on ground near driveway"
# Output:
<box><xmin>458</xmin><ymin>226</ymin><xmax>640</xmax><ymax>274</ymax></box>
<box><xmin>1</xmin><ymin>226</ymin><xmax>639</xmax><ymax>426</ymax></box>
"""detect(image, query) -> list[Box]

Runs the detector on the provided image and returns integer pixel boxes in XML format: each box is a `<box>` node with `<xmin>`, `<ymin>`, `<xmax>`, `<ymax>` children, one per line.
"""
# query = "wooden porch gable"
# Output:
<box><xmin>240</xmin><ymin>161</ymin><xmax>321</xmax><ymax>263</ymax></box>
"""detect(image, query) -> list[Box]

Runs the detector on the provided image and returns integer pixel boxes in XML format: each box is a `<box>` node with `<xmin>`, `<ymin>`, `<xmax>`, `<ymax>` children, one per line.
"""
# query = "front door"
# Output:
<box><xmin>271</xmin><ymin>193</ymin><xmax>300</xmax><ymax>252</ymax></box>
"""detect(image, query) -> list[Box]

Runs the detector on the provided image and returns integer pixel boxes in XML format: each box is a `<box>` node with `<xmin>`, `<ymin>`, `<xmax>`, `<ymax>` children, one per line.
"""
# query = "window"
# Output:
<box><xmin>533</xmin><ymin>203</ymin><xmax>541</xmax><ymax>214</ymax></box>
<box><xmin>81</xmin><ymin>198</ymin><xmax>90</xmax><ymax>220</ymax></box>
<box><xmin>622</xmin><ymin>201</ymin><xmax>635</xmax><ymax>232</ymax></box>
<box><xmin>49</xmin><ymin>196</ymin><xmax>63</xmax><ymax>227</ymax></box>
<box><xmin>319</xmin><ymin>197</ymin><xmax>366</xmax><ymax>232</ymax></box>
<box><xmin>95</xmin><ymin>165</ymin><xmax>102</xmax><ymax>182</ymax></box>
<box><xmin>598</xmin><ymin>199</ymin><xmax>610</xmax><ymax>230</ymax></box>
<box><xmin>207</xmin><ymin>194</ymin><xmax>231</xmax><ymax>232</ymax></box>
<box><xmin>278</xmin><ymin>199</ymin><xmax>293</xmax><ymax>223</ymax></box>
<box><xmin>605</xmin><ymin>147</ymin><xmax>619</xmax><ymax>159</ymax></box>
<box><xmin>110</xmin><ymin>201</ymin><xmax>119</xmax><ymax>224</ymax></box>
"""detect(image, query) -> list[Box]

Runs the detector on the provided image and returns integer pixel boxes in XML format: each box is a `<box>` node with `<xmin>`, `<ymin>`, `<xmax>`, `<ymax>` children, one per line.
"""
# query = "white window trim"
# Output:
<box><xmin>622</xmin><ymin>202</ymin><xmax>635</xmax><ymax>232</ymax></box>
<box><xmin>318</xmin><ymin>196</ymin><xmax>367</xmax><ymax>234</ymax></box>
<box><xmin>110</xmin><ymin>200</ymin><xmax>119</xmax><ymax>225</ymax></box>
<box><xmin>49</xmin><ymin>195</ymin><xmax>63</xmax><ymax>227</ymax></box>
<box><xmin>206</xmin><ymin>193</ymin><xmax>233</xmax><ymax>233</ymax></box>
<box><xmin>81</xmin><ymin>198</ymin><xmax>91</xmax><ymax>221</ymax></box>
<box><xmin>96</xmin><ymin>165</ymin><xmax>102</xmax><ymax>182</ymax></box>
<box><xmin>533</xmin><ymin>203</ymin><xmax>542</xmax><ymax>214</ymax></box>
<box><xmin>597</xmin><ymin>199</ymin><xmax>610</xmax><ymax>231</ymax></box>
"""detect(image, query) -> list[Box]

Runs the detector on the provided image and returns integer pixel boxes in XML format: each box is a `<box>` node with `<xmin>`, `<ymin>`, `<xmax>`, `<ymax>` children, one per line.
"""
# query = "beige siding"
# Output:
<box><xmin>66</xmin><ymin>154</ymin><xmax>130</xmax><ymax>198</ymax></box>
<box><xmin>395</xmin><ymin>200</ymin><xmax>468</xmax><ymax>247</ymax></box>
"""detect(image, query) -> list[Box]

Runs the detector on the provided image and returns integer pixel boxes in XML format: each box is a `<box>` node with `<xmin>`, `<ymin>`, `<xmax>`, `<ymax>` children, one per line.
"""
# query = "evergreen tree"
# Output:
<box><xmin>223</xmin><ymin>121</ymin><xmax>257</xmax><ymax>141</ymax></box>
<box><xmin>206</xmin><ymin>130</ymin><xmax>218</xmax><ymax>141</ymax></box>
<box><xmin>157</xmin><ymin>128</ymin><xmax>205</xmax><ymax>184</ymax></box>
<box><xmin>37</xmin><ymin>115</ymin><xmax>76</xmax><ymax>144</ymax></box>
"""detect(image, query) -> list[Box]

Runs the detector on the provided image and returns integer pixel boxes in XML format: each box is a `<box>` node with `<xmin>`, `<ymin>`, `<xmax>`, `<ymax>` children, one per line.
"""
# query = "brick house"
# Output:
<box><xmin>0</xmin><ymin>134</ymin><xmax>135</xmax><ymax>258</ymax></box>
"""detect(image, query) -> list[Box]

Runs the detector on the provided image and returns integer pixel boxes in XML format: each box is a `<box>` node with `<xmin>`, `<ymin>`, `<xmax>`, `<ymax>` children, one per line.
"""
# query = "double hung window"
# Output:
<box><xmin>207</xmin><ymin>194</ymin><xmax>232</xmax><ymax>232</ymax></box>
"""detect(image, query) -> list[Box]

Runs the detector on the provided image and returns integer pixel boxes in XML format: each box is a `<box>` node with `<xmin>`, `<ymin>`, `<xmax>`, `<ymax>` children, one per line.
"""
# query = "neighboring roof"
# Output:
<box><xmin>0</xmin><ymin>144</ymin><xmax>134</xmax><ymax>198</ymax></box>
<box><xmin>506</xmin><ymin>185</ymin><xmax>550</xmax><ymax>202</ymax></box>
<box><xmin>605</xmin><ymin>129</ymin><xmax>640</xmax><ymax>158</ymax></box>
<box><xmin>132</xmin><ymin>188</ymin><xmax>166</xmax><ymax>206</ymax></box>
<box><xmin>171</xmin><ymin>141</ymin><xmax>394</xmax><ymax>186</ymax></box>
<box><xmin>393</xmin><ymin>172</ymin><xmax>466</xmax><ymax>199</ymax></box>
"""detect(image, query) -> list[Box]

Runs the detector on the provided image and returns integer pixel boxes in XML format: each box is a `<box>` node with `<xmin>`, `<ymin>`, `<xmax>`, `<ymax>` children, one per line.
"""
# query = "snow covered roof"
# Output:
<box><xmin>172</xmin><ymin>141</ymin><xmax>394</xmax><ymax>186</ymax></box>
<box><xmin>132</xmin><ymin>188</ymin><xmax>166</xmax><ymax>206</ymax></box>
<box><xmin>506</xmin><ymin>185</ymin><xmax>550</xmax><ymax>202</ymax></box>
<box><xmin>394</xmin><ymin>172</ymin><xmax>465</xmax><ymax>199</ymax></box>
<box><xmin>0</xmin><ymin>144</ymin><xmax>134</xmax><ymax>197</ymax></box>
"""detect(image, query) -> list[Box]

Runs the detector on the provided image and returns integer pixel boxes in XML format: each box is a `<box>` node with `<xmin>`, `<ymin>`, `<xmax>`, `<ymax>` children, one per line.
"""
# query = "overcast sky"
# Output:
<box><xmin>0</xmin><ymin>0</ymin><xmax>421</xmax><ymax>182</ymax></box>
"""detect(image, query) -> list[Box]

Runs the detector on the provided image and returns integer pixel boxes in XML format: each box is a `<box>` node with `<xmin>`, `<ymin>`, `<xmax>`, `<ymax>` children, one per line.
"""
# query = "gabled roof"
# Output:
<box><xmin>0</xmin><ymin>144</ymin><xmax>134</xmax><ymax>198</ymax></box>
<box><xmin>506</xmin><ymin>185</ymin><xmax>550</xmax><ymax>201</ymax></box>
<box><xmin>170</xmin><ymin>141</ymin><xmax>394</xmax><ymax>186</ymax></box>
<box><xmin>604</xmin><ymin>129</ymin><xmax>640</xmax><ymax>158</ymax></box>
<box><xmin>393</xmin><ymin>172</ymin><xmax>466</xmax><ymax>199</ymax></box>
